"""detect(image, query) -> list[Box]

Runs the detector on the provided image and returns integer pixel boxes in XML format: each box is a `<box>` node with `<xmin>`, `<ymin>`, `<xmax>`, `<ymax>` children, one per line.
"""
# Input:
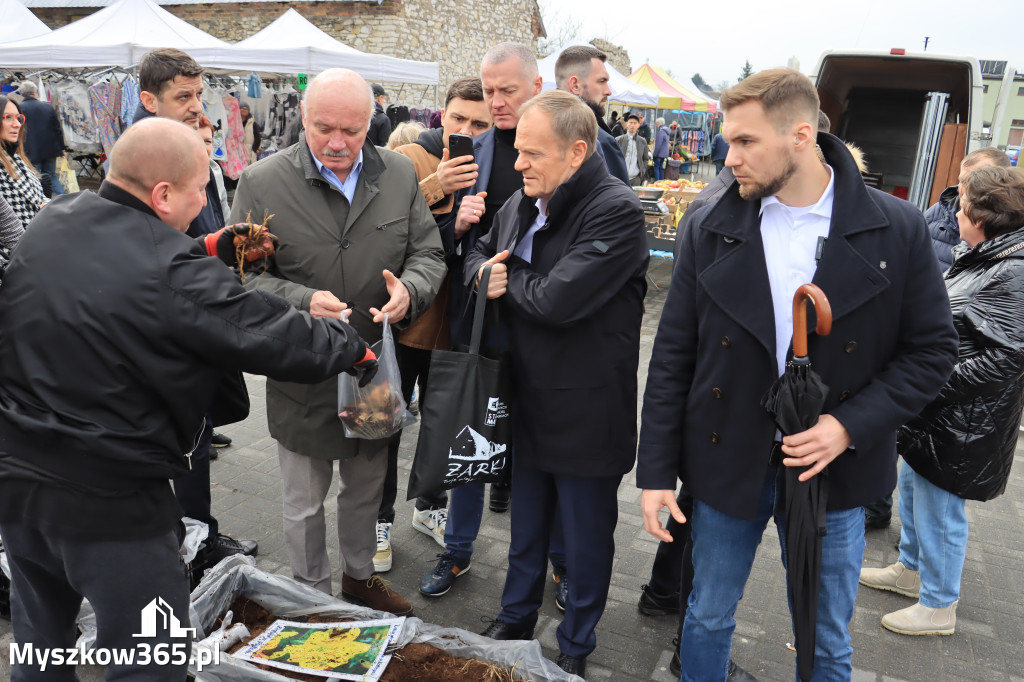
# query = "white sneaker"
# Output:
<box><xmin>412</xmin><ymin>508</ymin><xmax>447</xmax><ymax>547</ymax></box>
<box><xmin>373</xmin><ymin>521</ymin><xmax>393</xmax><ymax>573</ymax></box>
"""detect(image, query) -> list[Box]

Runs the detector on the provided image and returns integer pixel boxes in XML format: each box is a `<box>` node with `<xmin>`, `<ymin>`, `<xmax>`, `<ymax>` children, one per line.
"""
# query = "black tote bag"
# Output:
<box><xmin>407</xmin><ymin>266</ymin><xmax>514</xmax><ymax>499</ymax></box>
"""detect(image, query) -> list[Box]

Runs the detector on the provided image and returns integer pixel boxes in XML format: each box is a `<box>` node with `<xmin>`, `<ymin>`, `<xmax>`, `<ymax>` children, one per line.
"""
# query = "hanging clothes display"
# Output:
<box><xmin>219</xmin><ymin>94</ymin><xmax>248</xmax><ymax>180</ymax></box>
<box><xmin>51</xmin><ymin>80</ymin><xmax>101</xmax><ymax>154</ymax></box>
<box><xmin>267</xmin><ymin>89</ymin><xmax>301</xmax><ymax>146</ymax></box>
<box><xmin>88</xmin><ymin>78</ymin><xmax>123</xmax><ymax>158</ymax></box>
<box><xmin>120</xmin><ymin>75</ymin><xmax>140</xmax><ymax>128</ymax></box>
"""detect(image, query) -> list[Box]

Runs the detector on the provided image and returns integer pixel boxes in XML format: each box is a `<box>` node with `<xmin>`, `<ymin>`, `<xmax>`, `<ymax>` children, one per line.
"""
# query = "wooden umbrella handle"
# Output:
<box><xmin>792</xmin><ymin>283</ymin><xmax>832</xmax><ymax>358</ymax></box>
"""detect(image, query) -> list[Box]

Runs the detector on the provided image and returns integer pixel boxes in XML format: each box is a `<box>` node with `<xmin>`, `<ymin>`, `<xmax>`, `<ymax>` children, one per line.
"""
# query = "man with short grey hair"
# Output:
<box><xmin>231</xmin><ymin>68</ymin><xmax>445</xmax><ymax>614</ymax></box>
<box><xmin>418</xmin><ymin>41</ymin><xmax>543</xmax><ymax>600</ymax></box>
<box><xmin>17</xmin><ymin>80</ymin><xmax>66</xmax><ymax>196</ymax></box>
<box><xmin>653</xmin><ymin>116</ymin><xmax>670</xmax><ymax>181</ymax></box>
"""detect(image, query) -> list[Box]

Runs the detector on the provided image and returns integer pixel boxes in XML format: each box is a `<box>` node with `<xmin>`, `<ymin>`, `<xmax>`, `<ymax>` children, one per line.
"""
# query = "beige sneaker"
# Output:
<box><xmin>882</xmin><ymin>601</ymin><xmax>957</xmax><ymax>635</ymax></box>
<box><xmin>373</xmin><ymin>521</ymin><xmax>392</xmax><ymax>573</ymax></box>
<box><xmin>859</xmin><ymin>561</ymin><xmax>920</xmax><ymax>598</ymax></box>
<box><xmin>412</xmin><ymin>507</ymin><xmax>447</xmax><ymax>547</ymax></box>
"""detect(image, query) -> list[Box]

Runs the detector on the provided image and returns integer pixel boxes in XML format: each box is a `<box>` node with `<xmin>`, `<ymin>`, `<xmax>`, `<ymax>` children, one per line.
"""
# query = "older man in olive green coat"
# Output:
<box><xmin>231</xmin><ymin>69</ymin><xmax>444</xmax><ymax>612</ymax></box>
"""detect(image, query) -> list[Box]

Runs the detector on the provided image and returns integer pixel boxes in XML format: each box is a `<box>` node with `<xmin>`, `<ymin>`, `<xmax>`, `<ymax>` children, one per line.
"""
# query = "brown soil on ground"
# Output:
<box><xmin>220</xmin><ymin>596</ymin><xmax>524</xmax><ymax>682</ymax></box>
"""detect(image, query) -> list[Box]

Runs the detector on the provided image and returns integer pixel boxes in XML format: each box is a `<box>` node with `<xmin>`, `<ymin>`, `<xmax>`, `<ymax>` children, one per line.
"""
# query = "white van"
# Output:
<box><xmin>811</xmin><ymin>50</ymin><xmax>986</xmax><ymax>211</ymax></box>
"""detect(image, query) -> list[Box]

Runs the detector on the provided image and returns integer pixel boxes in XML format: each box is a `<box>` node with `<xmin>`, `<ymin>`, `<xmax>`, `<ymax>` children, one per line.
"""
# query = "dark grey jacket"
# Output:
<box><xmin>231</xmin><ymin>137</ymin><xmax>445</xmax><ymax>459</ymax></box>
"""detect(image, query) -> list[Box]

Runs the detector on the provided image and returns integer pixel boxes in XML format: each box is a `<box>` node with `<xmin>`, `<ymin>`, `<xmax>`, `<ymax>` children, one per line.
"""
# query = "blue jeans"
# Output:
<box><xmin>897</xmin><ymin>462</ymin><xmax>967</xmax><ymax>608</ymax></box>
<box><xmin>443</xmin><ymin>481</ymin><xmax>485</xmax><ymax>561</ymax></box>
<box><xmin>654</xmin><ymin>157</ymin><xmax>666</xmax><ymax>181</ymax></box>
<box><xmin>31</xmin><ymin>157</ymin><xmax>64</xmax><ymax>196</ymax></box>
<box><xmin>680</xmin><ymin>468</ymin><xmax>864</xmax><ymax>682</ymax></box>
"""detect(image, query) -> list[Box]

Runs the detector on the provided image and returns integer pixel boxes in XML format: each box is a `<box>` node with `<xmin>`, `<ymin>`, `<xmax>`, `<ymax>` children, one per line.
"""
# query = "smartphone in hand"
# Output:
<box><xmin>448</xmin><ymin>134</ymin><xmax>475</xmax><ymax>163</ymax></box>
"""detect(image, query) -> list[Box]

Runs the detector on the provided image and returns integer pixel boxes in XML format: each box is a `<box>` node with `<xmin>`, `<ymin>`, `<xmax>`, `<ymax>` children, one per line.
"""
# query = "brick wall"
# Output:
<box><xmin>31</xmin><ymin>1</ymin><xmax>544</xmax><ymax>107</ymax></box>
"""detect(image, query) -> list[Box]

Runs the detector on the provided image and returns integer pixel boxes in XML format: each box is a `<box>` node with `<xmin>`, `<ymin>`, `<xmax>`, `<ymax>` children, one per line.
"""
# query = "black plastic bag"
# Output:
<box><xmin>407</xmin><ymin>266</ymin><xmax>514</xmax><ymax>499</ymax></box>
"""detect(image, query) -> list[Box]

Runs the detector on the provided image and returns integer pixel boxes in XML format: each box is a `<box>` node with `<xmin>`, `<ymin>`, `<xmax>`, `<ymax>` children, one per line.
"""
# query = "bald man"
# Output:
<box><xmin>0</xmin><ymin>117</ymin><xmax>378</xmax><ymax>681</ymax></box>
<box><xmin>230</xmin><ymin>69</ymin><xmax>444</xmax><ymax>613</ymax></box>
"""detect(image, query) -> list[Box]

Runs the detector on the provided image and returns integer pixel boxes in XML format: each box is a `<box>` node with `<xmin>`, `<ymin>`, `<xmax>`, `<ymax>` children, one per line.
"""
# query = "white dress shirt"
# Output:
<box><xmin>759</xmin><ymin>165</ymin><xmax>835</xmax><ymax>377</ymax></box>
<box><xmin>514</xmin><ymin>198</ymin><xmax>548</xmax><ymax>263</ymax></box>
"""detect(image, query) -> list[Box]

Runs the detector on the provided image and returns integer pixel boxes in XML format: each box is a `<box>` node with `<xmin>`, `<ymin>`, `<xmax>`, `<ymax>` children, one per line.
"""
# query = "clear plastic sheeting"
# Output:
<box><xmin>188</xmin><ymin>555</ymin><xmax>582</xmax><ymax>682</ymax></box>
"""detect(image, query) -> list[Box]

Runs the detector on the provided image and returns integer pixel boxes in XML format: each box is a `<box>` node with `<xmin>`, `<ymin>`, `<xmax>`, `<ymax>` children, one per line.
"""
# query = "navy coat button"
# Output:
<box><xmin>721</xmin><ymin>336</ymin><xmax>731</xmax><ymax>348</ymax></box>
<box><xmin>839</xmin><ymin>390</ymin><xmax>851</xmax><ymax>401</ymax></box>
<box><xmin>710</xmin><ymin>432</ymin><xmax>720</xmax><ymax>444</ymax></box>
<box><xmin>845</xmin><ymin>341</ymin><xmax>857</xmax><ymax>353</ymax></box>
<box><xmin>713</xmin><ymin>387</ymin><xmax>723</xmax><ymax>398</ymax></box>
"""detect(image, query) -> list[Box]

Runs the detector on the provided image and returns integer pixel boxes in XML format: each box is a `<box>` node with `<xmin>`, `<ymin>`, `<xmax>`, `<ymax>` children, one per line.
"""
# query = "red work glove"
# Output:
<box><xmin>201</xmin><ymin>224</ymin><xmax>249</xmax><ymax>266</ymax></box>
<box><xmin>345</xmin><ymin>346</ymin><xmax>379</xmax><ymax>388</ymax></box>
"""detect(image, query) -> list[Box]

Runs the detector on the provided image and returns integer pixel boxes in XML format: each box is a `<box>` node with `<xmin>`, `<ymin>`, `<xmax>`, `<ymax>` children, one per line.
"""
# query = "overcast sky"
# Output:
<box><xmin>542</xmin><ymin>0</ymin><xmax>1023</xmax><ymax>86</ymax></box>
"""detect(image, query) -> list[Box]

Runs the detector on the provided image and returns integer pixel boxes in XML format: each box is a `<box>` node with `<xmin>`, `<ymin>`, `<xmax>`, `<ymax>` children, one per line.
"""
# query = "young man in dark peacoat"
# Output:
<box><xmin>467</xmin><ymin>91</ymin><xmax>648</xmax><ymax>678</ymax></box>
<box><xmin>637</xmin><ymin>70</ymin><xmax>958</xmax><ymax>681</ymax></box>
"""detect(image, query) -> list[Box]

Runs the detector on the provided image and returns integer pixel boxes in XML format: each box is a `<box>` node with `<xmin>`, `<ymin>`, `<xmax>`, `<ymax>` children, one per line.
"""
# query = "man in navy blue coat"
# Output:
<box><xmin>469</xmin><ymin>90</ymin><xmax>648</xmax><ymax>677</ymax></box>
<box><xmin>554</xmin><ymin>45</ymin><xmax>630</xmax><ymax>185</ymax></box>
<box><xmin>637</xmin><ymin>69</ymin><xmax>958</xmax><ymax>681</ymax></box>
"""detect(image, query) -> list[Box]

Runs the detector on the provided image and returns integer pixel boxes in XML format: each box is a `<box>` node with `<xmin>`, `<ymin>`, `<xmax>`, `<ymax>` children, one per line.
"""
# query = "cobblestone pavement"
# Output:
<box><xmin>3</xmin><ymin>257</ymin><xmax>1023</xmax><ymax>682</ymax></box>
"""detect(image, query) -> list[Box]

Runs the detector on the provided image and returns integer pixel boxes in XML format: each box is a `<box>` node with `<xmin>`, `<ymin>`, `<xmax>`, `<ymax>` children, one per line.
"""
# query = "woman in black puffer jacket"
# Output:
<box><xmin>860</xmin><ymin>165</ymin><xmax>1024</xmax><ymax>637</ymax></box>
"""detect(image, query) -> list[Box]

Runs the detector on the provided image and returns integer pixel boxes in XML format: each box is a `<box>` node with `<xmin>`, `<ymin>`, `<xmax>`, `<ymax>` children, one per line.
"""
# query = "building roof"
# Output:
<box><xmin>981</xmin><ymin>60</ymin><xmax>1023</xmax><ymax>81</ymax></box>
<box><xmin>21</xmin><ymin>0</ymin><xmax>378</xmax><ymax>6</ymax></box>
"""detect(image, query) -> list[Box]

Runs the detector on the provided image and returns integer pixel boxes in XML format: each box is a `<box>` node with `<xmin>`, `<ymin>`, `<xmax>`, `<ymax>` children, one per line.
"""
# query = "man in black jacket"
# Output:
<box><xmin>17</xmin><ymin>80</ymin><xmax>65</xmax><ymax>196</ymax></box>
<box><xmin>470</xmin><ymin>90</ymin><xmax>648</xmax><ymax>678</ymax></box>
<box><xmin>0</xmin><ymin>118</ymin><xmax>376</xmax><ymax>681</ymax></box>
<box><xmin>368</xmin><ymin>84</ymin><xmax>393</xmax><ymax>147</ymax></box>
<box><xmin>637</xmin><ymin>69</ymin><xmax>958</xmax><ymax>681</ymax></box>
<box><xmin>553</xmin><ymin>45</ymin><xmax>630</xmax><ymax>185</ymax></box>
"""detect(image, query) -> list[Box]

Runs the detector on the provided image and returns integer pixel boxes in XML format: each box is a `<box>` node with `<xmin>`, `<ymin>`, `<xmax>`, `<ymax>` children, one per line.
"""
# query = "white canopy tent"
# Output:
<box><xmin>538</xmin><ymin>47</ymin><xmax>660</xmax><ymax>108</ymax></box>
<box><xmin>215</xmin><ymin>8</ymin><xmax>438</xmax><ymax>86</ymax></box>
<box><xmin>0</xmin><ymin>0</ymin><xmax>229</xmax><ymax>68</ymax></box>
<box><xmin>0</xmin><ymin>0</ymin><xmax>51</xmax><ymax>42</ymax></box>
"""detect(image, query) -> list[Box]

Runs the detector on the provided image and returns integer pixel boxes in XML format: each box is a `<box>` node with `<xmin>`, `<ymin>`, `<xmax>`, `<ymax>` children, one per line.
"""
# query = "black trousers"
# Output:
<box><xmin>378</xmin><ymin>344</ymin><xmax>447</xmax><ymax>523</ymax></box>
<box><xmin>0</xmin><ymin>522</ymin><xmax>191</xmax><ymax>681</ymax></box>
<box><xmin>172</xmin><ymin>417</ymin><xmax>217</xmax><ymax>537</ymax></box>
<box><xmin>647</xmin><ymin>489</ymin><xmax>695</xmax><ymax>638</ymax></box>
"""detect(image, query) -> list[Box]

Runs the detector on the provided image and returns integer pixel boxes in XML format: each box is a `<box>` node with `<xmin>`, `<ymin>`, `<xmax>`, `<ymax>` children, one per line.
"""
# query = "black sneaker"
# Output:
<box><xmin>552</xmin><ymin>567</ymin><xmax>567</xmax><ymax>612</ymax></box>
<box><xmin>207</xmin><ymin>533</ymin><xmax>258</xmax><ymax>564</ymax></box>
<box><xmin>489</xmin><ymin>481</ymin><xmax>510</xmax><ymax>513</ymax></box>
<box><xmin>210</xmin><ymin>432</ymin><xmax>232</xmax><ymax>448</ymax></box>
<box><xmin>638</xmin><ymin>583</ymin><xmax>681</xmax><ymax>616</ymax></box>
<box><xmin>865</xmin><ymin>512</ymin><xmax>891</xmax><ymax>530</ymax></box>
<box><xmin>670</xmin><ymin>637</ymin><xmax>681</xmax><ymax>676</ymax></box>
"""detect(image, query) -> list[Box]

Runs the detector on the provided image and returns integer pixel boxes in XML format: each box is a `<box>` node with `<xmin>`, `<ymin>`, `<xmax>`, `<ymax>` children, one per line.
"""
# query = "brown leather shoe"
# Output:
<box><xmin>341</xmin><ymin>574</ymin><xmax>413</xmax><ymax>616</ymax></box>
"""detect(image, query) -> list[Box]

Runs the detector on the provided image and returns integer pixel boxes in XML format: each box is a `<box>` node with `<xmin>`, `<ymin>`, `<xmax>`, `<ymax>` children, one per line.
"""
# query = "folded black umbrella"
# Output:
<box><xmin>761</xmin><ymin>283</ymin><xmax>832</xmax><ymax>682</ymax></box>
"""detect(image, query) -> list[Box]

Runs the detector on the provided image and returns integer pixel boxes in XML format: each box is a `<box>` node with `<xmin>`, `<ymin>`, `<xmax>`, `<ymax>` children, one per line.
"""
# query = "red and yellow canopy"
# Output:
<box><xmin>629</xmin><ymin>64</ymin><xmax>718</xmax><ymax>113</ymax></box>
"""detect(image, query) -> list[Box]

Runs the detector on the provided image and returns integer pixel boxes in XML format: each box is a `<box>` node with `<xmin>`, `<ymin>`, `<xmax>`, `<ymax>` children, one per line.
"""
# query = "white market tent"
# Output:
<box><xmin>538</xmin><ymin>47</ymin><xmax>660</xmax><ymax>108</ymax></box>
<box><xmin>0</xmin><ymin>0</ymin><xmax>52</xmax><ymax>42</ymax></box>
<box><xmin>216</xmin><ymin>8</ymin><xmax>438</xmax><ymax>85</ymax></box>
<box><xmin>0</xmin><ymin>0</ymin><xmax>229</xmax><ymax>68</ymax></box>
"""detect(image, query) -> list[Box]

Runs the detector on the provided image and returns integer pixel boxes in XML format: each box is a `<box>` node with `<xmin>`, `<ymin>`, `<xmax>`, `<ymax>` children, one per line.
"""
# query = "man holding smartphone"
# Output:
<box><xmin>419</xmin><ymin>42</ymin><xmax>543</xmax><ymax>598</ymax></box>
<box><xmin>371</xmin><ymin>78</ymin><xmax>492</xmax><ymax>574</ymax></box>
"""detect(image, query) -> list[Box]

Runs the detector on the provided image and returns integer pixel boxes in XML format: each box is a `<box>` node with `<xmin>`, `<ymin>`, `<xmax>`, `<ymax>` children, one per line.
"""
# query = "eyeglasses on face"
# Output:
<box><xmin>2</xmin><ymin>113</ymin><xmax>26</xmax><ymax>124</ymax></box>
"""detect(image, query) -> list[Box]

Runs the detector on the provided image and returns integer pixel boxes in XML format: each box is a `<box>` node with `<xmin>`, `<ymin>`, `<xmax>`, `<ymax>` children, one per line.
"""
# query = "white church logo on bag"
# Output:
<box><xmin>484</xmin><ymin>396</ymin><xmax>508</xmax><ymax>426</ymax></box>
<box><xmin>445</xmin><ymin>426</ymin><xmax>507</xmax><ymax>484</ymax></box>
